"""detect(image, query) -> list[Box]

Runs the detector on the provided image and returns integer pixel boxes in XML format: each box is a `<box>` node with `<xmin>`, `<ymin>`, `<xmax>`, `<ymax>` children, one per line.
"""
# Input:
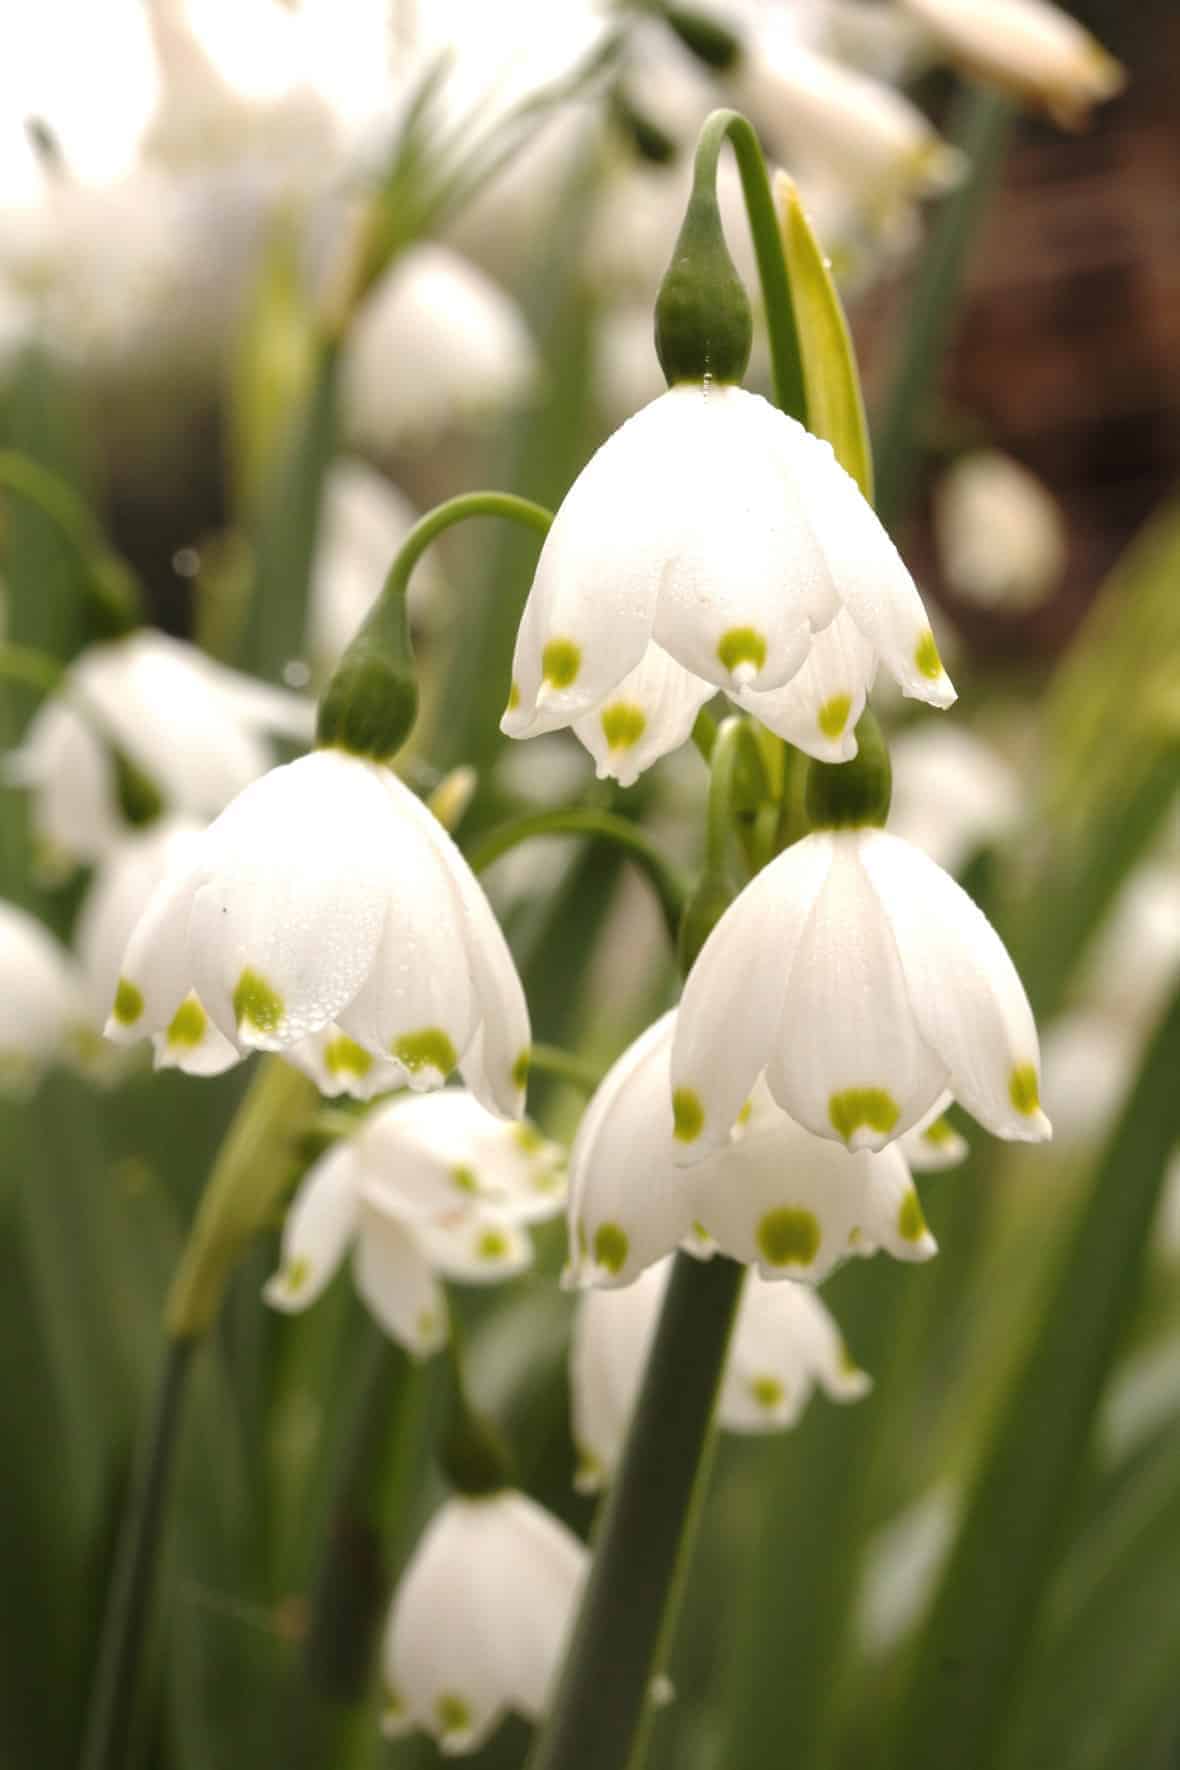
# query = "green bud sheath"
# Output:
<box><xmin>316</xmin><ymin>576</ymin><xmax>418</xmax><ymax>762</ymax></box>
<box><xmin>655</xmin><ymin>155</ymin><xmax>752</xmax><ymax>387</ymax></box>
<box><xmin>805</xmin><ymin>710</ymin><xmax>892</xmax><ymax>830</ymax></box>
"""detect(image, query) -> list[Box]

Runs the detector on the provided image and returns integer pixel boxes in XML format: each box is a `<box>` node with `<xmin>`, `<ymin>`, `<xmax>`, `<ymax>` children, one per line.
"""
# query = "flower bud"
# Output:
<box><xmin>655</xmin><ymin>155</ymin><xmax>752</xmax><ymax>387</ymax></box>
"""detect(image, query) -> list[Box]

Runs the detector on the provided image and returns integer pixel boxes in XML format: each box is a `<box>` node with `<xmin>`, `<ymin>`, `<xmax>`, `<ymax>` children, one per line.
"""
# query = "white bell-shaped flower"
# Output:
<box><xmin>104</xmin><ymin>749</ymin><xmax>530</xmax><ymax>1116</ymax></box>
<box><xmin>567</xmin><ymin>1013</ymin><xmax>938</xmax><ymax>1291</ymax></box>
<box><xmin>309</xmin><ymin>460</ymin><xmax>444</xmax><ymax>674</ymax></box>
<box><xmin>672</xmin><ymin>826</ymin><xmax>1051</xmax><ymax>1159</ymax></box>
<box><xmin>571</xmin><ymin>1256</ymin><xmax>870</xmax><ymax>1491</ymax></box>
<box><xmin>264</xmin><ymin>1088</ymin><xmax>562</xmax><ymax>1354</ymax></box>
<box><xmin>7</xmin><ymin>630</ymin><xmax>312</xmax><ymax>867</ymax></box>
<box><xmin>381</xmin><ymin>1489</ymin><xmax>587</xmax><ymax>1754</ymax></box>
<box><xmin>899</xmin><ymin>1100</ymin><xmax>970</xmax><ymax>1172</ymax></box>
<box><xmin>898</xmin><ymin>0</ymin><xmax>1124</xmax><ymax>129</ymax></box>
<box><xmin>342</xmin><ymin>244</ymin><xmax>537</xmax><ymax>456</ymax></box>
<box><xmin>933</xmin><ymin>450</ymin><xmax>1067</xmax><ymax>613</ymax></box>
<box><xmin>0</xmin><ymin>900</ymin><xmax>89</xmax><ymax>1091</ymax></box>
<box><xmin>503</xmin><ymin>384</ymin><xmax>954</xmax><ymax>784</ymax></box>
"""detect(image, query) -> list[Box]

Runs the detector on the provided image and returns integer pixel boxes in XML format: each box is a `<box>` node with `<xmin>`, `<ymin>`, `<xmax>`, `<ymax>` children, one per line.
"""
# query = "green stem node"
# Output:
<box><xmin>805</xmin><ymin>709</ymin><xmax>891</xmax><ymax>830</ymax></box>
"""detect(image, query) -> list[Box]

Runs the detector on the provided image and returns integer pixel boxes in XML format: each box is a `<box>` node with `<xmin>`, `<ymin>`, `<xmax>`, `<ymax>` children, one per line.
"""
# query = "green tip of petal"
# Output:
<box><xmin>915</xmin><ymin>629</ymin><xmax>944</xmax><ymax>681</ymax></box>
<box><xmin>166</xmin><ymin>997</ymin><xmax>207</xmax><ymax>1049</ymax></box>
<box><xmin>112</xmin><ymin>978</ymin><xmax>144</xmax><ymax>1027</ymax></box>
<box><xmin>512</xmin><ymin>1048</ymin><xmax>531</xmax><ymax>1092</ymax></box>
<box><xmin>323</xmin><ymin>1035</ymin><xmax>373</xmax><ymax>1078</ymax></box>
<box><xmin>600</xmin><ymin>702</ymin><xmax>647</xmax><ymax>751</ymax></box>
<box><xmin>417</xmin><ymin>1308</ymin><xmax>440</xmax><ymax>1343</ymax></box>
<box><xmin>593</xmin><ymin>1221</ymin><xmax>630</xmax><ymax>1275</ymax></box>
<box><xmin>435</xmin><ymin>1693</ymin><xmax>473</xmax><ymax>1738</ymax></box>
<box><xmin>757</xmin><ymin>1206</ymin><xmax>821</xmax><ymax>1267</ymax></box>
<box><xmin>829</xmin><ymin>1088</ymin><xmax>900</xmax><ymax>1144</ymax></box>
<box><xmin>1009</xmin><ymin>1063</ymin><xmax>1041</xmax><ymax>1116</ymax></box>
<box><xmin>392</xmin><ymin>1027</ymin><xmax>458</xmax><ymax>1078</ymax></box>
<box><xmin>282</xmin><ymin>1255</ymin><xmax>312</xmax><ymax>1295</ymax></box>
<box><xmin>750</xmin><ymin>1374</ymin><xmax>785</xmax><ymax>1411</ymax></box>
<box><xmin>506</xmin><ymin>679</ymin><xmax>521</xmax><ymax>712</ymax></box>
<box><xmin>542</xmin><ymin>638</ymin><xmax>581</xmax><ymax>690</ymax></box>
<box><xmin>452</xmin><ymin>1164</ymin><xmax>480</xmax><ymax>1195</ymax></box>
<box><xmin>922</xmin><ymin>1115</ymin><xmax>955</xmax><ymax>1147</ymax></box>
<box><xmin>233</xmin><ymin>969</ymin><xmax>284</xmax><ymax>1037</ymax></box>
<box><xmin>476</xmin><ymin>1228</ymin><xmax>510</xmax><ymax>1261</ymax></box>
<box><xmin>672</xmin><ymin>1087</ymin><xmax>705</xmax><ymax>1143</ymax></box>
<box><xmin>717</xmin><ymin>626</ymin><xmax>767</xmax><ymax>677</ymax></box>
<box><xmin>817</xmin><ymin>693</ymin><xmax>852</xmax><ymax>739</ymax></box>
<box><xmin>897</xmin><ymin>1187</ymin><xmax>928</xmax><ymax>1244</ymax></box>
<box><xmin>514</xmin><ymin>1121</ymin><xmax>544</xmax><ymax>1153</ymax></box>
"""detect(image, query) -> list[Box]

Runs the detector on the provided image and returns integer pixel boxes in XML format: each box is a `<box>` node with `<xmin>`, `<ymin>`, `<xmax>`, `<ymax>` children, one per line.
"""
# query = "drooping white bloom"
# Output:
<box><xmin>857</xmin><ymin>1485</ymin><xmax>959</xmax><ymax>1655</ymax></box>
<box><xmin>264</xmin><ymin>1089</ymin><xmax>563</xmax><ymax>1353</ymax></box>
<box><xmin>899</xmin><ymin>1100</ymin><xmax>970</xmax><ymax>1172</ymax></box>
<box><xmin>0</xmin><ymin>900</ymin><xmax>89</xmax><ymax>1090</ymax></box>
<box><xmin>7</xmin><ymin>631</ymin><xmax>312</xmax><ymax>868</ymax></box>
<box><xmin>888</xmin><ymin>724</ymin><xmax>1020</xmax><ymax>876</ymax></box>
<box><xmin>308</xmin><ymin>459</ymin><xmax>442</xmax><ymax>674</ymax></box>
<box><xmin>567</xmin><ymin>1012</ymin><xmax>938</xmax><ymax>1291</ymax></box>
<box><xmin>934</xmin><ymin>450</ymin><xmax>1067</xmax><ymax>612</ymax></box>
<box><xmin>105</xmin><ymin>749</ymin><xmax>530</xmax><ymax>1115</ymax></box>
<box><xmin>504</xmin><ymin>384</ymin><xmax>954</xmax><ymax>783</ymax></box>
<box><xmin>898</xmin><ymin>0</ymin><xmax>1125</xmax><ymax>129</ymax></box>
<box><xmin>342</xmin><ymin>244</ymin><xmax>538</xmax><ymax>455</ymax></box>
<box><xmin>381</xmin><ymin>1489</ymin><xmax>587</xmax><ymax>1753</ymax></box>
<box><xmin>571</xmin><ymin>1256</ymin><xmax>870</xmax><ymax>1490</ymax></box>
<box><xmin>672</xmin><ymin>827</ymin><xmax>1050</xmax><ymax>1159</ymax></box>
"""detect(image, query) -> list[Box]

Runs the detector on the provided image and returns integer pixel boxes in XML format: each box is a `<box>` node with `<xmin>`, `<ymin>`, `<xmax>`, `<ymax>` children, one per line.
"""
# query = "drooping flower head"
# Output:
<box><xmin>0</xmin><ymin>900</ymin><xmax>89</xmax><ymax>1092</ymax></box>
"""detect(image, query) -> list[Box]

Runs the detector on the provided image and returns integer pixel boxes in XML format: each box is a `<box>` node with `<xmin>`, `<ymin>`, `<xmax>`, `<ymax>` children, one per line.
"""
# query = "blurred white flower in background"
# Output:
<box><xmin>571</xmin><ymin>1255</ymin><xmax>870</xmax><ymax>1491</ymax></box>
<box><xmin>934</xmin><ymin>450</ymin><xmax>1068</xmax><ymax>613</ymax></box>
<box><xmin>266</xmin><ymin>1089</ymin><xmax>564</xmax><ymax>1354</ymax></box>
<box><xmin>888</xmin><ymin>723</ymin><xmax>1021</xmax><ymax>875</ymax></box>
<box><xmin>72</xmin><ymin>815</ymin><xmax>206</xmax><ymax>1028</ymax></box>
<box><xmin>0</xmin><ymin>900</ymin><xmax>89</xmax><ymax>1092</ymax></box>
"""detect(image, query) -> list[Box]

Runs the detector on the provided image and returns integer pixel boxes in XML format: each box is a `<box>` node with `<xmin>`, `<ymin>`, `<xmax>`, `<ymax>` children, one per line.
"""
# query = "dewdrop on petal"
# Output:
<box><xmin>671</xmin><ymin>718</ymin><xmax>1050</xmax><ymax>1159</ymax></box>
<box><xmin>571</xmin><ymin>1257</ymin><xmax>871</xmax><ymax>1491</ymax></box>
<box><xmin>380</xmin><ymin>1491</ymin><xmax>587</xmax><ymax>1753</ymax></box>
<box><xmin>566</xmin><ymin>1012</ymin><xmax>937</xmax><ymax>1292</ymax></box>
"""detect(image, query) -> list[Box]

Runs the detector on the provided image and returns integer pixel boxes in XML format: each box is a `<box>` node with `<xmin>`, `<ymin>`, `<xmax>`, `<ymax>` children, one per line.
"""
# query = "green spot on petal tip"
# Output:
<box><xmin>506</xmin><ymin>679</ymin><xmax>521</xmax><ymax>711</ymax></box>
<box><xmin>452</xmin><ymin>1165</ymin><xmax>479</xmax><ymax>1195</ymax></box>
<box><xmin>166</xmin><ymin>997</ymin><xmax>207</xmax><ymax>1048</ymax></box>
<box><xmin>476</xmin><ymin>1228</ymin><xmax>509</xmax><ymax>1260</ymax></box>
<box><xmin>829</xmin><ymin>1087</ymin><xmax>900</xmax><ymax>1143</ymax></box>
<box><xmin>593</xmin><ymin>1222</ymin><xmax>629</xmax><ymax>1275</ymax></box>
<box><xmin>898</xmin><ymin>1188</ymin><xmax>928</xmax><ymax>1244</ymax></box>
<box><xmin>717</xmin><ymin>626</ymin><xmax>767</xmax><ymax>677</ymax></box>
<box><xmin>392</xmin><ymin>1026</ymin><xmax>458</xmax><ymax>1077</ymax></box>
<box><xmin>914</xmin><ymin>629</ymin><xmax>943</xmax><ymax>681</ymax></box>
<box><xmin>541</xmin><ymin>638</ymin><xmax>581</xmax><ymax>689</ymax></box>
<box><xmin>512</xmin><ymin>1048</ymin><xmax>530</xmax><ymax>1091</ymax></box>
<box><xmin>672</xmin><ymin>1087</ymin><xmax>705</xmax><ymax>1142</ymax></box>
<box><xmin>112</xmin><ymin>977</ymin><xmax>144</xmax><ymax>1027</ymax></box>
<box><xmin>757</xmin><ymin>1207</ymin><xmax>821</xmax><ymax>1267</ymax></box>
<box><xmin>1009</xmin><ymin>1063</ymin><xmax>1041</xmax><ymax>1116</ymax></box>
<box><xmin>283</xmin><ymin>1254</ymin><xmax>311</xmax><ymax>1294</ymax></box>
<box><xmin>323</xmin><ymin>1035</ymin><xmax>373</xmax><ymax>1078</ymax></box>
<box><xmin>233</xmin><ymin>968</ymin><xmax>284</xmax><ymax>1036</ymax></box>
<box><xmin>435</xmin><ymin>1693</ymin><xmax>473</xmax><ymax>1737</ymax></box>
<box><xmin>750</xmin><ymin>1374</ymin><xmax>784</xmax><ymax>1410</ymax></box>
<box><xmin>817</xmin><ymin>692</ymin><xmax>852</xmax><ymax>739</ymax></box>
<box><xmin>600</xmin><ymin>701</ymin><xmax>647</xmax><ymax>751</ymax></box>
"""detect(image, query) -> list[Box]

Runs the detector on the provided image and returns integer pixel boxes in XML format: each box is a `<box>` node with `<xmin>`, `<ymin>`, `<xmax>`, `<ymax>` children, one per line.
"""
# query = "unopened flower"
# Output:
<box><xmin>8</xmin><ymin>631</ymin><xmax>311</xmax><ymax>867</ymax></box>
<box><xmin>309</xmin><ymin>459</ymin><xmax>442</xmax><ymax>673</ymax></box>
<box><xmin>934</xmin><ymin>449</ymin><xmax>1067</xmax><ymax>612</ymax></box>
<box><xmin>342</xmin><ymin>244</ymin><xmax>537</xmax><ymax>455</ymax></box>
<box><xmin>0</xmin><ymin>900</ymin><xmax>88</xmax><ymax>1091</ymax></box>
<box><xmin>264</xmin><ymin>1089</ymin><xmax>562</xmax><ymax>1353</ymax></box>
<box><xmin>105</xmin><ymin>749</ymin><xmax>530</xmax><ymax>1114</ymax></box>
<box><xmin>571</xmin><ymin>1255</ymin><xmax>870</xmax><ymax>1490</ymax></box>
<box><xmin>899</xmin><ymin>0</ymin><xmax>1125</xmax><ymax>130</ymax></box>
<box><xmin>567</xmin><ymin>1012</ymin><xmax>940</xmax><ymax>1290</ymax></box>
<box><xmin>503</xmin><ymin>385</ymin><xmax>953</xmax><ymax>783</ymax></box>
<box><xmin>672</xmin><ymin>826</ymin><xmax>1050</xmax><ymax>1158</ymax></box>
<box><xmin>381</xmin><ymin>1490</ymin><xmax>586</xmax><ymax>1753</ymax></box>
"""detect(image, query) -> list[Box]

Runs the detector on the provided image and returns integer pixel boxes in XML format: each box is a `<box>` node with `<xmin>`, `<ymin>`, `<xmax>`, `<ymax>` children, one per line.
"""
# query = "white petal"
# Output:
<box><xmin>0</xmin><ymin>902</ymin><xmax>88</xmax><ymax>1079</ymax></box>
<box><xmin>388</xmin><ymin>777</ymin><xmax>530</xmax><ymax>1119</ymax></box>
<box><xmin>671</xmin><ymin>835</ymin><xmax>834</xmax><ymax>1161</ymax></box>
<box><xmin>263</xmin><ymin>1144</ymin><xmax>360</xmax><ymax>1313</ymax></box>
<box><xmin>491</xmin><ymin>1492</ymin><xmax>587</xmax><ymax>1718</ymax></box>
<box><xmin>858</xmin><ymin>829</ymin><xmax>1051</xmax><ymax>1142</ymax></box>
<box><xmin>719</xmin><ymin>1277</ymin><xmax>871</xmax><ymax>1433</ymax></box>
<box><xmin>693</xmin><ymin>1113</ymin><xmax>936</xmax><ymax>1281</ymax></box>
<box><xmin>104</xmin><ymin>847</ymin><xmax>206</xmax><ymax>1047</ymax></box>
<box><xmin>899</xmin><ymin>1097</ymin><xmax>970</xmax><ymax>1172</ymax></box>
<box><xmin>282</xmin><ymin>1024</ymin><xmax>406</xmax><ymax>1100</ymax></box>
<box><xmin>768</xmin><ymin>833</ymin><xmax>950</xmax><ymax>1149</ymax></box>
<box><xmin>734</xmin><ymin>608</ymin><xmax>877</xmax><ymax>763</ymax></box>
<box><xmin>186</xmin><ymin>752</ymin><xmax>392</xmax><ymax>1049</ymax></box>
<box><xmin>352</xmin><ymin>1203</ymin><xmax>448</xmax><ymax>1356</ymax></box>
<box><xmin>794</xmin><ymin>428</ymin><xmax>956</xmax><ymax>709</ymax></box>
<box><xmin>570</xmin><ymin>1263</ymin><xmax>668</xmax><ymax>1490</ymax></box>
<box><xmin>9</xmin><ymin>700</ymin><xmax>121</xmax><ymax>863</ymax></box>
<box><xmin>399</xmin><ymin>1200</ymin><xmax>535</xmax><ymax>1286</ymax></box>
<box><xmin>75</xmin><ymin>819</ymin><xmax>205</xmax><ymax>1023</ymax></box>
<box><xmin>571</xmin><ymin>643</ymin><xmax>714</xmax><ymax>787</ymax></box>
<box><xmin>567</xmin><ymin>1014</ymin><xmax>695</xmax><ymax>1287</ymax></box>
<box><xmin>152</xmin><ymin>992</ymin><xmax>240</xmax><ymax>1076</ymax></box>
<box><xmin>359</xmin><ymin>1089</ymin><xmax>564</xmax><ymax>1222</ymax></box>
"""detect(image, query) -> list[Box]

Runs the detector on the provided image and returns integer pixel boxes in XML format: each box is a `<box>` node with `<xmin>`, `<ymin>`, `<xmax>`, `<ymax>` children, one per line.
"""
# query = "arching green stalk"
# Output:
<box><xmin>0</xmin><ymin>451</ymin><xmax>141</xmax><ymax>632</ymax></box>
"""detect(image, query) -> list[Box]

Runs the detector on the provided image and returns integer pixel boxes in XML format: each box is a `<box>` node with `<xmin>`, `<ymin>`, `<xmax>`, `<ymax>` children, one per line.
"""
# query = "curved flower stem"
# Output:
<box><xmin>382</xmin><ymin>491</ymin><xmax>553</xmax><ymax>607</ymax></box>
<box><xmin>527</xmin><ymin>1252</ymin><xmax>744</xmax><ymax>1770</ymax></box>
<box><xmin>0</xmin><ymin>449</ymin><xmax>141</xmax><ymax>631</ymax></box>
<box><xmin>79</xmin><ymin>1338</ymin><xmax>193</xmax><ymax>1770</ymax></box>
<box><xmin>691</xmin><ymin>109</ymin><xmax>808</xmax><ymax>424</ymax></box>
<box><xmin>467</xmin><ymin>807</ymin><xmax>688</xmax><ymax>944</ymax></box>
<box><xmin>526</xmin><ymin>1043</ymin><xmax>605</xmax><ymax>1096</ymax></box>
<box><xmin>873</xmin><ymin>88</ymin><xmax>1014</xmax><ymax>529</ymax></box>
<box><xmin>81</xmin><ymin>1059</ymin><xmax>318</xmax><ymax>1770</ymax></box>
